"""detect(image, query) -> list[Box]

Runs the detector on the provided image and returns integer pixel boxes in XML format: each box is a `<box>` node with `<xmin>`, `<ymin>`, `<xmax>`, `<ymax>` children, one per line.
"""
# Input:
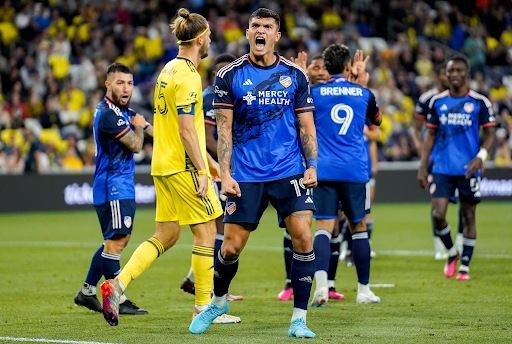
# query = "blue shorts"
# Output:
<box><xmin>429</xmin><ymin>163</ymin><xmax>457</xmax><ymax>204</ymax></box>
<box><xmin>314</xmin><ymin>181</ymin><xmax>370</xmax><ymax>223</ymax></box>
<box><xmin>430</xmin><ymin>174</ymin><xmax>481</xmax><ymax>204</ymax></box>
<box><xmin>223</xmin><ymin>174</ymin><xmax>316</xmax><ymax>230</ymax></box>
<box><xmin>95</xmin><ymin>199</ymin><xmax>136</xmax><ymax>240</ymax></box>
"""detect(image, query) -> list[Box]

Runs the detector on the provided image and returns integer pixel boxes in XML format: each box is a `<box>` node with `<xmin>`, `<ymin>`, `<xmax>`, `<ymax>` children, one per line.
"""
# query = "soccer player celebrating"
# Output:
<box><xmin>181</xmin><ymin>53</ymin><xmax>244</xmax><ymax>302</ymax></box>
<box><xmin>74</xmin><ymin>62</ymin><xmax>150</xmax><ymax>316</ymax></box>
<box><xmin>189</xmin><ymin>8</ymin><xmax>318</xmax><ymax>338</ymax></box>
<box><xmin>414</xmin><ymin>64</ymin><xmax>464</xmax><ymax>260</ymax></box>
<box><xmin>100</xmin><ymin>8</ymin><xmax>239</xmax><ymax>327</ymax></box>
<box><xmin>310</xmin><ymin>44</ymin><xmax>382</xmax><ymax>307</ymax></box>
<box><xmin>418</xmin><ymin>56</ymin><xmax>495</xmax><ymax>281</ymax></box>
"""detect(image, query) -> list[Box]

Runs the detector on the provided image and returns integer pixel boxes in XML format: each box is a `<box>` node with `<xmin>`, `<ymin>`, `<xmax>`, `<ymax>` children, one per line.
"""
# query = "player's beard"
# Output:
<box><xmin>199</xmin><ymin>42</ymin><xmax>209</xmax><ymax>59</ymax></box>
<box><xmin>111</xmin><ymin>91</ymin><xmax>131</xmax><ymax>111</ymax></box>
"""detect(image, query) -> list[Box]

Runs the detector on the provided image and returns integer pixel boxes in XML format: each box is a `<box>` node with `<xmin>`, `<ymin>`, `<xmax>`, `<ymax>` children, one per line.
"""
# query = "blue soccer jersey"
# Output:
<box><xmin>312</xmin><ymin>75</ymin><xmax>379</xmax><ymax>182</ymax></box>
<box><xmin>92</xmin><ymin>96</ymin><xmax>136</xmax><ymax>205</ymax></box>
<box><xmin>213</xmin><ymin>53</ymin><xmax>314</xmax><ymax>182</ymax></box>
<box><xmin>427</xmin><ymin>90</ymin><xmax>496</xmax><ymax>176</ymax></box>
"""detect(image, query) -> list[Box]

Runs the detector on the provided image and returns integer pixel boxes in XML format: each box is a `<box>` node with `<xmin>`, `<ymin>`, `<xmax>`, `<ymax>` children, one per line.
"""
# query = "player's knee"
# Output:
<box><xmin>290</xmin><ymin>230</ymin><xmax>312</xmax><ymax>250</ymax></box>
<box><xmin>221</xmin><ymin>243</ymin><xmax>242</xmax><ymax>259</ymax></box>
<box><xmin>431</xmin><ymin>209</ymin><xmax>446</xmax><ymax>228</ymax></box>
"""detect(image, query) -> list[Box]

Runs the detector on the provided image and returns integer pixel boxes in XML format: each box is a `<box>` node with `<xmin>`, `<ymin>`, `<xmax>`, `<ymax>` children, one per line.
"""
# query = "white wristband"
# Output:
<box><xmin>476</xmin><ymin>148</ymin><xmax>488</xmax><ymax>161</ymax></box>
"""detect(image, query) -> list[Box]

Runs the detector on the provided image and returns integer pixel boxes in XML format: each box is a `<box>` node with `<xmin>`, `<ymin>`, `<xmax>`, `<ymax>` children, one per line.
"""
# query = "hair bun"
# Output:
<box><xmin>178</xmin><ymin>8</ymin><xmax>190</xmax><ymax>19</ymax></box>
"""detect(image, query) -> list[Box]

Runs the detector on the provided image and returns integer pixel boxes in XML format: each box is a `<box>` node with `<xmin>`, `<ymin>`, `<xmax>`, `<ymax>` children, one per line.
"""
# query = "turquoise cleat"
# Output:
<box><xmin>189</xmin><ymin>302</ymin><xmax>229</xmax><ymax>334</ymax></box>
<box><xmin>287</xmin><ymin>318</ymin><xmax>316</xmax><ymax>338</ymax></box>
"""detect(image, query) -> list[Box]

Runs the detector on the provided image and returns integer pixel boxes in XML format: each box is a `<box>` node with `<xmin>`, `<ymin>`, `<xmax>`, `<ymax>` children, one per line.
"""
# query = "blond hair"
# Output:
<box><xmin>171</xmin><ymin>8</ymin><xmax>208</xmax><ymax>45</ymax></box>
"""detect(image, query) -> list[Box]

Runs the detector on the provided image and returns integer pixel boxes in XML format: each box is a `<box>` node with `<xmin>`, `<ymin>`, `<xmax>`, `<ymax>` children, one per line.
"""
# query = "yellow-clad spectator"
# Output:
<box><xmin>0</xmin><ymin>22</ymin><xmax>18</xmax><ymax>46</ymax></box>
<box><xmin>500</xmin><ymin>25</ymin><xmax>512</xmax><ymax>47</ymax></box>
<box><xmin>144</xmin><ymin>34</ymin><xmax>163</xmax><ymax>60</ymax></box>
<box><xmin>434</xmin><ymin>14</ymin><xmax>452</xmax><ymax>40</ymax></box>
<box><xmin>59</xmin><ymin>80</ymin><xmax>86</xmax><ymax>112</ymax></box>
<box><xmin>48</xmin><ymin>54</ymin><xmax>70</xmax><ymax>80</ymax></box>
<box><xmin>321</xmin><ymin>7</ymin><xmax>342</xmax><ymax>29</ymax></box>
<box><xmin>116</xmin><ymin>43</ymin><xmax>138</xmax><ymax>68</ymax></box>
<box><xmin>0</xmin><ymin>2</ymin><xmax>15</xmax><ymax>23</ymax></box>
<box><xmin>221</xmin><ymin>11</ymin><xmax>244</xmax><ymax>43</ymax></box>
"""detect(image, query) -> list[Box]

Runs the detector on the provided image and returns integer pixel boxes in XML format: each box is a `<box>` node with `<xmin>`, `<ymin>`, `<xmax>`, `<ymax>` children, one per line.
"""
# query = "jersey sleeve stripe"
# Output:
<box><xmin>217</xmin><ymin>55</ymin><xmax>246</xmax><ymax>78</ymax></box>
<box><xmin>482</xmin><ymin>122</ymin><xmax>496</xmax><ymax>127</ymax></box>
<box><xmin>115</xmin><ymin>126</ymin><xmax>130</xmax><ymax>138</ymax></box>
<box><xmin>295</xmin><ymin>106</ymin><xmax>314</xmax><ymax>111</ymax></box>
<box><xmin>204</xmin><ymin>119</ymin><xmax>216</xmax><ymax>125</ymax></box>
<box><xmin>469</xmin><ymin>90</ymin><xmax>492</xmax><ymax>107</ymax></box>
<box><xmin>414</xmin><ymin>112</ymin><xmax>425</xmax><ymax>119</ymax></box>
<box><xmin>426</xmin><ymin>123</ymin><xmax>439</xmax><ymax>128</ymax></box>
<box><xmin>213</xmin><ymin>102</ymin><xmax>234</xmax><ymax>107</ymax></box>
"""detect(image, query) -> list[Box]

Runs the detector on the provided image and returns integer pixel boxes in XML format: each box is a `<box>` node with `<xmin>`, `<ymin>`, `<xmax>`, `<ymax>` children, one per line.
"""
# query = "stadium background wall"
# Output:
<box><xmin>0</xmin><ymin>165</ymin><xmax>510</xmax><ymax>213</ymax></box>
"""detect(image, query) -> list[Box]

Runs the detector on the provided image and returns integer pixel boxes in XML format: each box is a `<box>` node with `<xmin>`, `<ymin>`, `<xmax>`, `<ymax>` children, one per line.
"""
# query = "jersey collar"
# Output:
<box><xmin>328</xmin><ymin>75</ymin><xmax>347</xmax><ymax>83</ymax></box>
<box><xmin>247</xmin><ymin>52</ymin><xmax>281</xmax><ymax>70</ymax></box>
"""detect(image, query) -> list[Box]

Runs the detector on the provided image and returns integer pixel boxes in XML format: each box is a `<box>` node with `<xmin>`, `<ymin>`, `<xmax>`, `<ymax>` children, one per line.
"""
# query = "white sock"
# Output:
<box><xmin>81</xmin><ymin>283</ymin><xmax>96</xmax><ymax>296</ymax></box>
<box><xmin>314</xmin><ymin>270</ymin><xmax>328</xmax><ymax>290</ymax></box>
<box><xmin>327</xmin><ymin>280</ymin><xmax>335</xmax><ymax>289</ymax></box>
<box><xmin>212</xmin><ymin>294</ymin><xmax>227</xmax><ymax>309</ymax></box>
<box><xmin>187</xmin><ymin>266</ymin><xmax>195</xmax><ymax>283</ymax></box>
<box><xmin>459</xmin><ymin>265</ymin><xmax>469</xmax><ymax>273</ymax></box>
<box><xmin>195</xmin><ymin>304</ymin><xmax>207</xmax><ymax>312</ymax></box>
<box><xmin>358</xmin><ymin>282</ymin><xmax>370</xmax><ymax>294</ymax></box>
<box><xmin>448</xmin><ymin>245</ymin><xmax>458</xmax><ymax>257</ymax></box>
<box><xmin>118</xmin><ymin>279</ymin><xmax>126</xmax><ymax>292</ymax></box>
<box><xmin>291</xmin><ymin>308</ymin><xmax>307</xmax><ymax>323</ymax></box>
<box><xmin>120</xmin><ymin>293</ymin><xmax>127</xmax><ymax>303</ymax></box>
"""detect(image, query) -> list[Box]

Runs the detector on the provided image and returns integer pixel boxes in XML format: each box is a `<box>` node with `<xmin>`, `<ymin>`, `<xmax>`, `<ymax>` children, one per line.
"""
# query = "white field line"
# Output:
<box><xmin>0</xmin><ymin>337</ymin><xmax>121</xmax><ymax>344</ymax></box>
<box><xmin>1</xmin><ymin>242</ymin><xmax>511</xmax><ymax>259</ymax></box>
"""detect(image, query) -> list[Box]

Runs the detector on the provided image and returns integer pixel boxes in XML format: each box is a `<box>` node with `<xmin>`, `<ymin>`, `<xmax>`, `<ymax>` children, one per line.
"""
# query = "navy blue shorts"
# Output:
<box><xmin>430</xmin><ymin>174</ymin><xmax>481</xmax><ymax>204</ymax></box>
<box><xmin>314</xmin><ymin>181</ymin><xmax>370</xmax><ymax>223</ymax></box>
<box><xmin>223</xmin><ymin>174</ymin><xmax>316</xmax><ymax>230</ymax></box>
<box><xmin>95</xmin><ymin>199</ymin><xmax>136</xmax><ymax>240</ymax></box>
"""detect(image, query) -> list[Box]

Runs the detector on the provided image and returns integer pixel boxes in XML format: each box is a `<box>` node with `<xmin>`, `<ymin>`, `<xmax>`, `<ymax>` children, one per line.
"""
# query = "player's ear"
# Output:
<box><xmin>344</xmin><ymin>61</ymin><xmax>351</xmax><ymax>73</ymax></box>
<box><xmin>246</xmin><ymin>28</ymin><xmax>250</xmax><ymax>40</ymax></box>
<box><xmin>274</xmin><ymin>30</ymin><xmax>281</xmax><ymax>42</ymax></box>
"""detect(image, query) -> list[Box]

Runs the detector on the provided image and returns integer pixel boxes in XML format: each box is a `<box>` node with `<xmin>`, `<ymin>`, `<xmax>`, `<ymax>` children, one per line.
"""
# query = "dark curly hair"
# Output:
<box><xmin>322</xmin><ymin>44</ymin><xmax>351</xmax><ymax>75</ymax></box>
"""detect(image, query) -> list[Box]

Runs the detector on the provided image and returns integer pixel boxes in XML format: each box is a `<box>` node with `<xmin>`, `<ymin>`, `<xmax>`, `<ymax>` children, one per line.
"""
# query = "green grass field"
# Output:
<box><xmin>0</xmin><ymin>202</ymin><xmax>511</xmax><ymax>343</ymax></box>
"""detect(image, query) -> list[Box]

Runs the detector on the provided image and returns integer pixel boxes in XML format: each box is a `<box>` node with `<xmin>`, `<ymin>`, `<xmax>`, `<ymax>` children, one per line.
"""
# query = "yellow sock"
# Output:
<box><xmin>191</xmin><ymin>245</ymin><xmax>214</xmax><ymax>306</ymax></box>
<box><xmin>117</xmin><ymin>237</ymin><xmax>165</xmax><ymax>289</ymax></box>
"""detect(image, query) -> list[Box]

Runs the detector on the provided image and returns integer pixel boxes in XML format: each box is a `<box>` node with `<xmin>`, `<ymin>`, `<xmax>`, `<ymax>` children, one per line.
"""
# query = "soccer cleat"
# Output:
<box><xmin>101</xmin><ymin>279</ymin><xmax>121</xmax><ymax>326</ymax></box>
<box><xmin>434</xmin><ymin>251</ymin><xmax>448</xmax><ymax>260</ymax></box>
<box><xmin>328</xmin><ymin>287</ymin><xmax>345</xmax><ymax>300</ymax></box>
<box><xmin>287</xmin><ymin>318</ymin><xmax>316</xmax><ymax>338</ymax></box>
<box><xmin>310</xmin><ymin>287</ymin><xmax>328</xmax><ymax>307</ymax></box>
<box><xmin>193</xmin><ymin>307</ymin><xmax>241</xmax><ymax>324</ymax></box>
<box><xmin>119</xmin><ymin>299</ymin><xmax>148</xmax><ymax>315</ymax></box>
<box><xmin>226</xmin><ymin>293</ymin><xmax>244</xmax><ymax>301</ymax></box>
<box><xmin>356</xmin><ymin>290</ymin><xmax>381</xmax><ymax>304</ymax></box>
<box><xmin>344</xmin><ymin>251</ymin><xmax>354</xmax><ymax>267</ymax></box>
<box><xmin>370</xmin><ymin>250</ymin><xmax>377</xmax><ymax>259</ymax></box>
<box><xmin>278</xmin><ymin>284</ymin><xmax>293</xmax><ymax>301</ymax></box>
<box><xmin>74</xmin><ymin>290</ymin><xmax>102</xmax><ymax>313</ymax></box>
<box><xmin>456</xmin><ymin>272</ymin><xmax>470</xmax><ymax>281</ymax></box>
<box><xmin>180</xmin><ymin>278</ymin><xmax>195</xmax><ymax>295</ymax></box>
<box><xmin>444</xmin><ymin>254</ymin><xmax>460</xmax><ymax>278</ymax></box>
<box><xmin>189</xmin><ymin>302</ymin><xmax>229</xmax><ymax>334</ymax></box>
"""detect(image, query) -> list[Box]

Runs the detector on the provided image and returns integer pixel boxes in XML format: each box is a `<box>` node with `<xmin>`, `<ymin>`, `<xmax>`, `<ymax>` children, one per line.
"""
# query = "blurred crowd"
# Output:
<box><xmin>0</xmin><ymin>0</ymin><xmax>512</xmax><ymax>174</ymax></box>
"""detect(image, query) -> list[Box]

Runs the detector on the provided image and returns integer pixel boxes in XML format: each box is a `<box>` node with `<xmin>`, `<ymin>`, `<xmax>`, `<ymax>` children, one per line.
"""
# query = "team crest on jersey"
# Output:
<box><xmin>280</xmin><ymin>76</ymin><xmax>292</xmax><ymax>88</ymax></box>
<box><xmin>226</xmin><ymin>201</ymin><xmax>236</xmax><ymax>215</ymax></box>
<box><xmin>464</xmin><ymin>102</ymin><xmax>474</xmax><ymax>113</ymax></box>
<box><xmin>124</xmin><ymin>216</ymin><xmax>132</xmax><ymax>228</ymax></box>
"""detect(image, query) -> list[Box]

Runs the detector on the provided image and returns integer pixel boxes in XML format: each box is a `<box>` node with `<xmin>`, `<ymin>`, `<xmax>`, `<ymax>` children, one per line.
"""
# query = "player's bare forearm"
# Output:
<box><xmin>216</xmin><ymin>108</ymin><xmax>233</xmax><ymax>177</ymax></box>
<box><xmin>119</xmin><ymin>126</ymin><xmax>144</xmax><ymax>153</ymax></box>
<box><xmin>420</xmin><ymin>128</ymin><xmax>436</xmax><ymax>169</ymax></box>
<box><xmin>144</xmin><ymin>123</ymin><xmax>153</xmax><ymax>138</ymax></box>
<box><xmin>364</xmin><ymin>126</ymin><xmax>381</xmax><ymax>142</ymax></box>
<box><xmin>482</xmin><ymin>126</ymin><xmax>495</xmax><ymax>152</ymax></box>
<box><xmin>413</xmin><ymin>117</ymin><xmax>424</xmax><ymax>152</ymax></box>
<box><xmin>179</xmin><ymin>116</ymin><xmax>207</xmax><ymax>171</ymax></box>
<box><xmin>205</xmin><ymin>125</ymin><xmax>218</xmax><ymax>160</ymax></box>
<box><xmin>297</xmin><ymin>111</ymin><xmax>318</xmax><ymax>162</ymax></box>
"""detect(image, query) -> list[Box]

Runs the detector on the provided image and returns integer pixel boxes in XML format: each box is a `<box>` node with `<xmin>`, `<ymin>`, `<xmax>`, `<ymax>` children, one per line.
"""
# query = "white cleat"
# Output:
<box><xmin>356</xmin><ymin>290</ymin><xmax>381</xmax><ymax>304</ymax></box>
<box><xmin>310</xmin><ymin>287</ymin><xmax>328</xmax><ymax>307</ymax></box>
<box><xmin>434</xmin><ymin>251</ymin><xmax>448</xmax><ymax>260</ymax></box>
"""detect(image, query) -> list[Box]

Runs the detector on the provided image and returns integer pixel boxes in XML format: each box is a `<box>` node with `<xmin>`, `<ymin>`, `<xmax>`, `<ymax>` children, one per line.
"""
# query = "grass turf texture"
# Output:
<box><xmin>0</xmin><ymin>202</ymin><xmax>510</xmax><ymax>343</ymax></box>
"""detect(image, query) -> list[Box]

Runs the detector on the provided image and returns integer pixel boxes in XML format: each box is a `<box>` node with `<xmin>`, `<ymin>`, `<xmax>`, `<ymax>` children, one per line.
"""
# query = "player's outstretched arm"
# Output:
<box><xmin>418</xmin><ymin>127</ymin><xmax>437</xmax><ymax>189</ymax></box>
<box><xmin>297</xmin><ymin>111</ymin><xmax>318</xmax><ymax>188</ymax></box>
<box><xmin>216</xmin><ymin>108</ymin><xmax>241</xmax><ymax>197</ymax></box>
<box><xmin>179</xmin><ymin>114</ymin><xmax>209</xmax><ymax>197</ymax></box>
<box><xmin>464</xmin><ymin>126</ymin><xmax>495</xmax><ymax>179</ymax></box>
<box><xmin>120</xmin><ymin>114</ymin><xmax>145</xmax><ymax>153</ymax></box>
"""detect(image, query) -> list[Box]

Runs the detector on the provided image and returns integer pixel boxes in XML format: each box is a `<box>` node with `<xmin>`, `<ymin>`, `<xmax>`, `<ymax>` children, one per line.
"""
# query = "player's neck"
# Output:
<box><xmin>249</xmin><ymin>50</ymin><xmax>277</xmax><ymax>67</ymax></box>
<box><xmin>177</xmin><ymin>48</ymin><xmax>200</xmax><ymax>68</ymax></box>
<box><xmin>449</xmin><ymin>86</ymin><xmax>469</xmax><ymax>98</ymax></box>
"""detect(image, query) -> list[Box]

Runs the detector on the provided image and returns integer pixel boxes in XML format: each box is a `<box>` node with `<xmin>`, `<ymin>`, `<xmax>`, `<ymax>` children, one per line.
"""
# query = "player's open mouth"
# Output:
<box><xmin>121</xmin><ymin>95</ymin><xmax>129</xmax><ymax>102</ymax></box>
<box><xmin>255</xmin><ymin>37</ymin><xmax>265</xmax><ymax>49</ymax></box>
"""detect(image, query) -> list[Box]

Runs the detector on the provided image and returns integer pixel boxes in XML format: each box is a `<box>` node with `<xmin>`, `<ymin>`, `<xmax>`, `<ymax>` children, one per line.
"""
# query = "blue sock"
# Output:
<box><xmin>459</xmin><ymin>237</ymin><xmax>476</xmax><ymax>272</ymax></box>
<box><xmin>101</xmin><ymin>252</ymin><xmax>121</xmax><ymax>280</ymax></box>
<box><xmin>291</xmin><ymin>250</ymin><xmax>315</xmax><ymax>310</ymax></box>
<box><xmin>313</xmin><ymin>229</ymin><xmax>331</xmax><ymax>274</ymax></box>
<box><xmin>351</xmin><ymin>231</ymin><xmax>371</xmax><ymax>285</ymax></box>
<box><xmin>367</xmin><ymin>219</ymin><xmax>374</xmax><ymax>240</ymax></box>
<box><xmin>328</xmin><ymin>234</ymin><xmax>341</xmax><ymax>282</ymax></box>
<box><xmin>214</xmin><ymin>233</ymin><xmax>224</xmax><ymax>264</ymax></box>
<box><xmin>435</xmin><ymin>224</ymin><xmax>454</xmax><ymax>252</ymax></box>
<box><xmin>84</xmin><ymin>245</ymin><xmax>104</xmax><ymax>287</ymax></box>
<box><xmin>283</xmin><ymin>230</ymin><xmax>293</xmax><ymax>282</ymax></box>
<box><xmin>213</xmin><ymin>251</ymin><xmax>239</xmax><ymax>297</ymax></box>
<box><xmin>458</xmin><ymin>206</ymin><xmax>463</xmax><ymax>234</ymax></box>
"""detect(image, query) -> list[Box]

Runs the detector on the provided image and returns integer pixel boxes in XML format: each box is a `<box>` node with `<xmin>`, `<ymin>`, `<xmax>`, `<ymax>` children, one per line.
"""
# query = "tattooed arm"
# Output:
<box><xmin>143</xmin><ymin>123</ymin><xmax>153</xmax><ymax>138</ymax></box>
<box><xmin>119</xmin><ymin>114</ymin><xmax>146</xmax><ymax>153</ymax></box>
<box><xmin>216</xmin><ymin>108</ymin><xmax>241</xmax><ymax>197</ymax></box>
<box><xmin>297</xmin><ymin>111</ymin><xmax>318</xmax><ymax>188</ymax></box>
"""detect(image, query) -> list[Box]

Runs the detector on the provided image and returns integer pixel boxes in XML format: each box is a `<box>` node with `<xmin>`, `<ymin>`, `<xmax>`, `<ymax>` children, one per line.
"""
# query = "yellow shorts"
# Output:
<box><xmin>153</xmin><ymin>171</ymin><xmax>223</xmax><ymax>225</ymax></box>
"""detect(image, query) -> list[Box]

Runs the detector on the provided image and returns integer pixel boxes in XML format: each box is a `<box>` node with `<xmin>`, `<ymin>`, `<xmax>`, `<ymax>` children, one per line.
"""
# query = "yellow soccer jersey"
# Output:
<box><xmin>151</xmin><ymin>57</ymin><xmax>207</xmax><ymax>176</ymax></box>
